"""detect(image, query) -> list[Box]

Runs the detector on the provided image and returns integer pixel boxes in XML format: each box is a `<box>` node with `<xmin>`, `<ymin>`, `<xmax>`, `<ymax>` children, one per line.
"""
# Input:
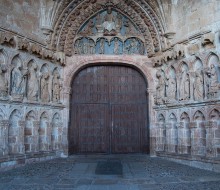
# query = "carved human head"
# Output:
<box><xmin>156</xmin><ymin>71</ymin><xmax>162</xmax><ymax>78</ymax></box>
<box><xmin>210</xmin><ymin>64</ymin><xmax>215</xmax><ymax>69</ymax></box>
<box><xmin>107</xmin><ymin>6</ymin><xmax>112</xmax><ymax>14</ymax></box>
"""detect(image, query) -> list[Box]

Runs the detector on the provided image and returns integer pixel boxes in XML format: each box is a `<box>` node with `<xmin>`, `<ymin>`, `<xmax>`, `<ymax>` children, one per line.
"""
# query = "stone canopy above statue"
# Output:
<box><xmin>73</xmin><ymin>7</ymin><xmax>146</xmax><ymax>55</ymax></box>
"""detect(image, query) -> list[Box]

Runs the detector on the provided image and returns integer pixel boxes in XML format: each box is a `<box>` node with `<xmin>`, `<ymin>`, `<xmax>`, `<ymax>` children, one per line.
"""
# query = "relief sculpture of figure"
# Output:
<box><xmin>74</xmin><ymin>40</ymin><xmax>82</xmax><ymax>54</ymax></box>
<box><xmin>41</xmin><ymin>73</ymin><xmax>50</xmax><ymax>102</ymax></box>
<box><xmin>11</xmin><ymin>64</ymin><xmax>27</xmax><ymax>96</ymax></box>
<box><xmin>125</xmin><ymin>39</ymin><xmax>138</xmax><ymax>54</ymax></box>
<box><xmin>155</xmin><ymin>71</ymin><xmax>166</xmax><ymax>104</ymax></box>
<box><xmin>114</xmin><ymin>38</ymin><xmax>119</xmax><ymax>55</ymax></box>
<box><xmin>179</xmin><ymin>68</ymin><xmax>190</xmax><ymax>101</ymax></box>
<box><xmin>52</xmin><ymin>72</ymin><xmax>62</xmax><ymax>103</ymax></box>
<box><xmin>89</xmin><ymin>39</ymin><xmax>95</xmax><ymax>54</ymax></box>
<box><xmin>103</xmin><ymin>6</ymin><xmax>116</xmax><ymax>36</ymax></box>
<box><xmin>194</xmin><ymin>69</ymin><xmax>204</xmax><ymax>101</ymax></box>
<box><xmin>99</xmin><ymin>39</ymin><xmax>105</xmax><ymax>54</ymax></box>
<box><xmin>166</xmin><ymin>76</ymin><xmax>176</xmax><ymax>101</ymax></box>
<box><xmin>206</xmin><ymin>64</ymin><xmax>219</xmax><ymax>98</ymax></box>
<box><xmin>27</xmin><ymin>64</ymin><xmax>39</xmax><ymax>101</ymax></box>
<box><xmin>0</xmin><ymin>64</ymin><xmax>8</xmax><ymax>97</ymax></box>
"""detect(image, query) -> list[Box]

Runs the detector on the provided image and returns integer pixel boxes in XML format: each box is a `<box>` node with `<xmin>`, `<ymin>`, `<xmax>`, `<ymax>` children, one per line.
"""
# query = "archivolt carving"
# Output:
<box><xmin>51</xmin><ymin>0</ymin><xmax>164</xmax><ymax>57</ymax></box>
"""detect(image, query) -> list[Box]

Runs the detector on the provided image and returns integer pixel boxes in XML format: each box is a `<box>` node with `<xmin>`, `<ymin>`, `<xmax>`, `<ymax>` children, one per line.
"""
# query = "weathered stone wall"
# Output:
<box><xmin>0</xmin><ymin>0</ymin><xmax>43</xmax><ymax>43</ymax></box>
<box><xmin>169</xmin><ymin>0</ymin><xmax>220</xmax><ymax>43</ymax></box>
<box><xmin>0</xmin><ymin>0</ymin><xmax>220</xmax><ymax>171</ymax></box>
<box><xmin>0</xmin><ymin>45</ymin><xmax>66</xmax><ymax>170</ymax></box>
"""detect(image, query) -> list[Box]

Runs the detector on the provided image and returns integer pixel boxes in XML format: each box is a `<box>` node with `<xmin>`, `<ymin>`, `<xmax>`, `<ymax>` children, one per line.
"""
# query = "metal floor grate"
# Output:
<box><xmin>95</xmin><ymin>160</ymin><xmax>123</xmax><ymax>175</ymax></box>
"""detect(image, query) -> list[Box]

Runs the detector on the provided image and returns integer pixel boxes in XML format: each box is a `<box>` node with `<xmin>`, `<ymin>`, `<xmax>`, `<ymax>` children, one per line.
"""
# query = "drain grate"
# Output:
<box><xmin>95</xmin><ymin>160</ymin><xmax>122</xmax><ymax>175</ymax></box>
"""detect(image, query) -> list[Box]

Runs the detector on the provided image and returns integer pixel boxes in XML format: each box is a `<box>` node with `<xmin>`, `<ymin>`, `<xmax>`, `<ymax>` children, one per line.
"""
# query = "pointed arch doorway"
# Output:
<box><xmin>69</xmin><ymin>64</ymin><xmax>149</xmax><ymax>154</ymax></box>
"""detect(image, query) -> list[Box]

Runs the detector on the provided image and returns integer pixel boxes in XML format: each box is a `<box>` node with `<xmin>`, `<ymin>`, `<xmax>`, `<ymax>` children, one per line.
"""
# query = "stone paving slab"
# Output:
<box><xmin>0</xmin><ymin>155</ymin><xmax>220</xmax><ymax>190</ymax></box>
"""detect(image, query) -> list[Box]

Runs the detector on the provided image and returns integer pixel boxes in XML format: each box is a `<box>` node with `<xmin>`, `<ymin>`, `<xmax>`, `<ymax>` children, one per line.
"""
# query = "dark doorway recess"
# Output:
<box><xmin>69</xmin><ymin>65</ymin><xmax>149</xmax><ymax>154</ymax></box>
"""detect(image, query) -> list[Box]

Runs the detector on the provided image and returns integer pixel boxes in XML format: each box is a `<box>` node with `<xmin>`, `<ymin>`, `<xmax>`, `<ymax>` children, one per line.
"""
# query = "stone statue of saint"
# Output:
<box><xmin>89</xmin><ymin>39</ymin><xmax>95</xmax><ymax>54</ymax></box>
<box><xmin>125</xmin><ymin>39</ymin><xmax>139</xmax><ymax>54</ymax></box>
<box><xmin>99</xmin><ymin>39</ymin><xmax>105</xmax><ymax>54</ymax></box>
<box><xmin>74</xmin><ymin>40</ymin><xmax>82</xmax><ymax>54</ymax></box>
<box><xmin>166</xmin><ymin>76</ymin><xmax>176</xmax><ymax>101</ymax></box>
<box><xmin>41</xmin><ymin>73</ymin><xmax>50</xmax><ymax>102</ymax></box>
<box><xmin>206</xmin><ymin>64</ymin><xmax>219</xmax><ymax>96</ymax></box>
<box><xmin>52</xmin><ymin>72</ymin><xmax>62</xmax><ymax>103</ymax></box>
<box><xmin>103</xmin><ymin>7</ymin><xmax>116</xmax><ymax>35</ymax></box>
<box><xmin>82</xmin><ymin>40</ymin><xmax>89</xmax><ymax>55</ymax></box>
<box><xmin>194</xmin><ymin>69</ymin><xmax>204</xmax><ymax>100</ymax></box>
<box><xmin>27</xmin><ymin>64</ymin><xmax>39</xmax><ymax>101</ymax></box>
<box><xmin>11</xmin><ymin>64</ymin><xmax>27</xmax><ymax>96</ymax></box>
<box><xmin>114</xmin><ymin>38</ymin><xmax>119</xmax><ymax>55</ymax></box>
<box><xmin>0</xmin><ymin>64</ymin><xmax>8</xmax><ymax>97</ymax></box>
<box><xmin>179</xmin><ymin>68</ymin><xmax>190</xmax><ymax>101</ymax></box>
<box><xmin>156</xmin><ymin>71</ymin><xmax>166</xmax><ymax>104</ymax></box>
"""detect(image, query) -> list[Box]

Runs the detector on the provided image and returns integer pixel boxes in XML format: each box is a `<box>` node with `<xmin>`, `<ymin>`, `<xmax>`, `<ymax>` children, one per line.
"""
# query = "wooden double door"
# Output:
<box><xmin>69</xmin><ymin>65</ymin><xmax>149</xmax><ymax>154</ymax></box>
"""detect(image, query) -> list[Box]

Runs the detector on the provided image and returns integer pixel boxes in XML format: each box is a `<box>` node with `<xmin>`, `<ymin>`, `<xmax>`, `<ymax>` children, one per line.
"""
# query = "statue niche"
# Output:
<box><xmin>155</xmin><ymin>70</ymin><xmax>166</xmax><ymax>105</ymax></box>
<box><xmin>165</xmin><ymin>67</ymin><xmax>177</xmax><ymax>103</ymax></box>
<box><xmin>27</xmin><ymin>61</ymin><xmax>39</xmax><ymax>101</ymax></box>
<box><xmin>193</xmin><ymin>60</ymin><xmax>204</xmax><ymax>101</ymax></box>
<box><xmin>0</xmin><ymin>53</ymin><xmax>8</xmax><ymax>98</ymax></box>
<box><xmin>179</xmin><ymin>64</ymin><xmax>190</xmax><ymax>101</ymax></box>
<box><xmin>11</xmin><ymin>56</ymin><xmax>28</xmax><ymax>100</ymax></box>
<box><xmin>206</xmin><ymin>64</ymin><xmax>219</xmax><ymax>98</ymax></box>
<box><xmin>205</xmin><ymin>55</ymin><xmax>220</xmax><ymax>99</ymax></box>
<box><xmin>40</xmin><ymin>65</ymin><xmax>50</xmax><ymax>103</ymax></box>
<box><xmin>52</xmin><ymin>69</ymin><xmax>62</xmax><ymax>103</ymax></box>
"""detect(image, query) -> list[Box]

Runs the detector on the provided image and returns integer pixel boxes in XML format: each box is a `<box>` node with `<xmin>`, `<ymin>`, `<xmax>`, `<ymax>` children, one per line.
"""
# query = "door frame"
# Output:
<box><xmin>68</xmin><ymin>63</ymin><xmax>150</xmax><ymax>154</ymax></box>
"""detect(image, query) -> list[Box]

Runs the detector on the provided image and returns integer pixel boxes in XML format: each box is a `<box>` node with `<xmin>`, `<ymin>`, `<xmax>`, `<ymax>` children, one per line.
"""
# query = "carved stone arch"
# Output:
<box><xmin>157</xmin><ymin>113</ymin><xmax>165</xmax><ymax>123</ymax></box>
<box><xmin>24</xmin><ymin>110</ymin><xmax>37</xmax><ymax>153</ymax></box>
<box><xmin>206</xmin><ymin>52</ymin><xmax>220</xmax><ymax>67</ymax></box>
<box><xmin>40</xmin><ymin>63</ymin><xmax>50</xmax><ymax>74</ymax></box>
<box><xmin>178</xmin><ymin>61</ymin><xmax>189</xmax><ymax>74</ymax></box>
<box><xmin>9</xmin><ymin>109</ymin><xmax>22</xmax><ymax>154</ymax></box>
<box><xmin>39</xmin><ymin>111</ymin><xmax>50</xmax><ymax>151</ymax></box>
<box><xmin>25</xmin><ymin>110</ymin><xmax>37</xmax><ymax>121</ymax></box>
<box><xmin>9</xmin><ymin>109</ymin><xmax>22</xmax><ymax>120</ymax></box>
<box><xmin>168</xmin><ymin>113</ymin><xmax>177</xmax><ymax>123</ymax></box>
<box><xmin>64</xmin><ymin>58</ymin><xmax>154</xmax><ymax>90</ymax></box>
<box><xmin>193</xmin><ymin>110</ymin><xmax>205</xmax><ymax>121</ymax></box>
<box><xmin>209</xmin><ymin>108</ymin><xmax>220</xmax><ymax>121</ymax></box>
<box><xmin>11</xmin><ymin>54</ymin><xmax>23</xmax><ymax>68</ymax></box>
<box><xmin>180</xmin><ymin>112</ymin><xmax>190</xmax><ymax>123</ymax></box>
<box><xmin>52</xmin><ymin>67</ymin><xmax>60</xmax><ymax>75</ymax></box>
<box><xmin>193</xmin><ymin>57</ymin><xmax>203</xmax><ymax>71</ymax></box>
<box><xmin>0</xmin><ymin>49</ymin><xmax>8</xmax><ymax>65</ymax></box>
<box><xmin>51</xmin><ymin>0</ymin><xmax>164</xmax><ymax>56</ymax></box>
<box><xmin>40</xmin><ymin>111</ymin><xmax>49</xmax><ymax>121</ymax></box>
<box><xmin>27</xmin><ymin>59</ymin><xmax>38</xmax><ymax>70</ymax></box>
<box><xmin>51</xmin><ymin>112</ymin><xmax>62</xmax><ymax>150</ymax></box>
<box><xmin>52</xmin><ymin>112</ymin><xmax>61</xmax><ymax>122</ymax></box>
<box><xmin>0</xmin><ymin>108</ymin><xmax>5</xmax><ymax>120</ymax></box>
<box><xmin>167</xmin><ymin>66</ymin><xmax>176</xmax><ymax>77</ymax></box>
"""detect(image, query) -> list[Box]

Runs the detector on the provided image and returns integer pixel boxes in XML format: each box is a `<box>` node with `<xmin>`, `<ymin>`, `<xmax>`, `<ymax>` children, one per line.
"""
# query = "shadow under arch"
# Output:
<box><xmin>68</xmin><ymin>62</ymin><xmax>150</xmax><ymax>155</ymax></box>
